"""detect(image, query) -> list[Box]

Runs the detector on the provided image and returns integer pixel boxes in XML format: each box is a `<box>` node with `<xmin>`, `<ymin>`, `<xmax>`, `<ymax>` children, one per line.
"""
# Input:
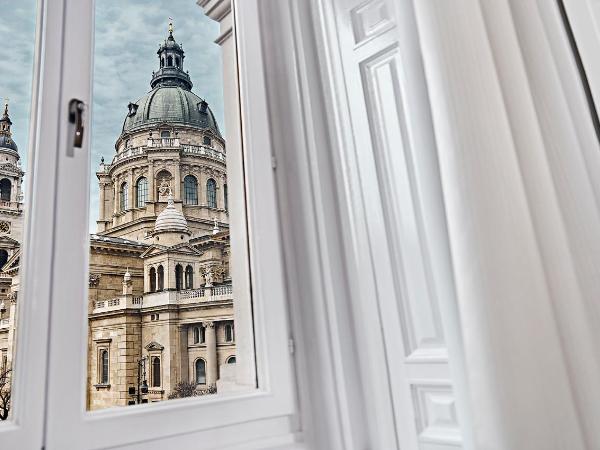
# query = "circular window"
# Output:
<box><xmin>0</xmin><ymin>221</ymin><xmax>11</xmax><ymax>234</ymax></box>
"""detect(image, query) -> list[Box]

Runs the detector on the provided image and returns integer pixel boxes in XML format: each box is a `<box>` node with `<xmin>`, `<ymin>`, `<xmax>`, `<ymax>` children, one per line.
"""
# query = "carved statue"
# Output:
<box><xmin>204</xmin><ymin>267</ymin><xmax>214</xmax><ymax>287</ymax></box>
<box><xmin>158</xmin><ymin>178</ymin><xmax>172</xmax><ymax>197</ymax></box>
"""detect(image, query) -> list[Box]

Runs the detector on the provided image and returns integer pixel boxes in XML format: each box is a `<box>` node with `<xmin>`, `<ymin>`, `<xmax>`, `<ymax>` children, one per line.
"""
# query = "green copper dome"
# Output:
<box><xmin>120</xmin><ymin>25</ymin><xmax>222</xmax><ymax>139</ymax></box>
<box><xmin>122</xmin><ymin>87</ymin><xmax>221</xmax><ymax>138</ymax></box>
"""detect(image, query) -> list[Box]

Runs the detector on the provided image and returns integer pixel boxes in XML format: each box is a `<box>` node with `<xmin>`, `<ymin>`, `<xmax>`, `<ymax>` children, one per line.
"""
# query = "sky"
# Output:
<box><xmin>0</xmin><ymin>0</ymin><xmax>224</xmax><ymax>231</ymax></box>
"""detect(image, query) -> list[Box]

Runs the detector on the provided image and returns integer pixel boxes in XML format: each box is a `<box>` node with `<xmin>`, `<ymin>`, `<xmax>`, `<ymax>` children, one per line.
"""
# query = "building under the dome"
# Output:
<box><xmin>1</xmin><ymin>22</ymin><xmax>236</xmax><ymax>413</ymax></box>
<box><xmin>85</xmin><ymin>23</ymin><xmax>236</xmax><ymax>410</ymax></box>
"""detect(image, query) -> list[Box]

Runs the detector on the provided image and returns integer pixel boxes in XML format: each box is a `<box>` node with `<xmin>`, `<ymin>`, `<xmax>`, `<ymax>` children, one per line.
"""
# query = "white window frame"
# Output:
<box><xmin>0</xmin><ymin>0</ymin><xmax>65</xmax><ymax>448</ymax></box>
<box><xmin>41</xmin><ymin>1</ymin><xmax>297</xmax><ymax>449</ymax></box>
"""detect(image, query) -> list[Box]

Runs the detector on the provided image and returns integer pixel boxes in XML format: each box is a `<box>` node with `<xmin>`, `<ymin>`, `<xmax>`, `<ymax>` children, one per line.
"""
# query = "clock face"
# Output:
<box><xmin>0</xmin><ymin>221</ymin><xmax>10</xmax><ymax>234</ymax></box>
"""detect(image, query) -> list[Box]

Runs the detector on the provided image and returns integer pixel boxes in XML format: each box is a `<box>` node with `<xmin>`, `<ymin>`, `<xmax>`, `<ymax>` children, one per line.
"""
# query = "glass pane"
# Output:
<box><xmin>87</xmin><ymin>0</ymin><xmax>250</xmax><ymax>410</ymax></box>
<box><xmin>0</xmin><ymin>0</ymin><xmax>38</xmax><ymax>423</ymax></box>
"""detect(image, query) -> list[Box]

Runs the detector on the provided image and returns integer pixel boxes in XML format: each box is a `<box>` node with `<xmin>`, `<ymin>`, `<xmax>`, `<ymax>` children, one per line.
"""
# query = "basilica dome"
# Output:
<box><xmin>121</xmin><ymin>86</ymin><xmax>221</xmax><ymax>138</ymax></box>
<box><xmin>120</xmin><ymin>27</ymin><xmax>222</xmax><ymax>139</ymax></box>
<box><xmin>0</xmin><ymin>135</ymin><xmax>17</xmax><ymax>153</ymax></box>
<box><xmin>154</xmin><ymin>194</ymin><xmax>189</xmax><ymax>234</ymax></box>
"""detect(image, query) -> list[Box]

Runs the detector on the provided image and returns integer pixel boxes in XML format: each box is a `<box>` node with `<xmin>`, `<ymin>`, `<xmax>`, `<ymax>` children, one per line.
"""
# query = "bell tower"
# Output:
<box><xmin>0</xmin><ymin>100</ymin><xmax>24</xmax><ymax>244</ymax></box>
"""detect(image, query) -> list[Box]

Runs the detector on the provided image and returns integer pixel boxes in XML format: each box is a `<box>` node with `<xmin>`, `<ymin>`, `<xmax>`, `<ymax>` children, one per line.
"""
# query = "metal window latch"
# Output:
<box><xmin>68</xmin><ymin>98</ymin><xmax>85</xmax><ymax>155</ymax></box>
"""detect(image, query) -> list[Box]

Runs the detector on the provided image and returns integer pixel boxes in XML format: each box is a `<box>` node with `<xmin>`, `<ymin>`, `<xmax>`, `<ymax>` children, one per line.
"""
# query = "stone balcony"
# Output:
<box><xmin>92</xmin><ymin>284</ymin><xmax>233</xmax><ymax>314</ymax></box>
<box><xmin>108</xmin><ymin>140</ymin><xmax>226</xmax><ymax>171</ymax></box>
<box><xmin>92</xmin><ymin>295</ymin><xmax>143</xmax><ymax>314</ymax></box>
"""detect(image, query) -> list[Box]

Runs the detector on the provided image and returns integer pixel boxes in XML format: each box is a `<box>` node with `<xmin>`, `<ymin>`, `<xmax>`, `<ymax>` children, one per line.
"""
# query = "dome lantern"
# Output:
<box><xmin>150</xmin><ymin>20</ymin><xmax>192</xmax><ymax>91</ymax></box>
<box><xmin>153</xmin><ymin>192</ymin><xmax>191</xmax><ymax>243</ymax></box>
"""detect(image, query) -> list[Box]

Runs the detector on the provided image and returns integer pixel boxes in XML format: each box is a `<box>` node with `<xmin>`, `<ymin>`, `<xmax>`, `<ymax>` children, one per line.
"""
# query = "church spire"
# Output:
<box><xmin>0</xmin><ymin>99</ymin><xmax>18</xmax><ymax>153</ymax></box>
<box><xmin>0</xmin><ymin>99</ymin><xmax>12</xmax><ymax>132</ymax></box>
<box><xmin>150</xmin><ymin>20</ymin><xmax>192</xmax><ymax>90</ymax></box>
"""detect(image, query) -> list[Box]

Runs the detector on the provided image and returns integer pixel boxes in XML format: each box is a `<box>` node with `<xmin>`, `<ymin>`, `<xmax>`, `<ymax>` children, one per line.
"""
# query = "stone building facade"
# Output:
<box><xmin>87</xmin><ymin>25</ymin><xmax>235</xmax><ymax>410</ymax></box>
<box><xmin>1</xmin><ymin>25</ymin><xmax>237</xmax><ymax>411</ymax></box>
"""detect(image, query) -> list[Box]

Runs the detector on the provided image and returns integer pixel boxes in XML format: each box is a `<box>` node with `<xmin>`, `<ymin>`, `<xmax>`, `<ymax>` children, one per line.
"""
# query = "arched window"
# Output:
<box><xmin>136</xmin><ymin>177</ymin><xmax>148</xmax><ymax>208</ymax></box>
<box><xmin>226</xmin><ymin>356</ymin><xmax>236</xmax><ymax>364</ymax></box>
<box><xmin>203</xmin><ymin>136</ymin><xmax>212</xmax><ymax>146</ymax></box>
<box><xmin>167</xmin><ymin>55</ymin><xmax>173</xmax><ymax>67</ymax></box>
<box><xmin>152</xmin><ymin>357</ymin><xmax>161</xmax><ymax>387</ymax></box>
<box><xmin>157</xmin><ymin>265</ymin><xmax>164</xmax><ymax>291</ymax></box>
<box><xmin>175</xmin><ymin>56</ymin><xmax>180</xmax><ymax>67</ymax></box>
<box><xmin>120</xmin><ymin>182</ymin><xmax>128</xmax><ymax>211</ymax></box>
<box><xmin>160</xmin><ymin>57</ymin><xmax>164</xmax><ymax>68</ymax></box>
<box><xmin>160</xmin><ymin>130</ymin><xmax>170</xmax><ymax>138</ymax></box>
<box><xmin>0</xmin><ymin>179</ymin><xmax>11</xmax><ymax>202</ymax></box>
<box><xmin>195</xmin><ymin>359</ymin><xmax>206</xmax><ymax>385</ymax></box>
<box><xmin>224</xmin><ymin>184</ymin><xmax>228</xmax><ymax>211</ymax></box>
<box><xmin>149</xmin><ymin>267</ymin><xmax>156</xmax><ymax>293</ymax></box>
<box><xmin>206</xmin><ymin>178</ymin><xmax>217</xmax><ymax>208</ymax></box>
<box><xmin>100</xmin><ymin>350</ymin><xmax>109</xmax><ymax>384</ymax></box>
<box><xmin>224</xmin><ymin>324</ymin><xmax>234</xmax><ymax>343</ymax></box>
<box><xmin>0</xmin><ymin>250</ymin><xmax>8</xmax><ymax>269</ymax></box>
<box><xmin>185</xmin><ymin>265</ymin><xmax>194</xmax><ymax>289</ymax></box>
<box><xmin>175</xmin><ymin>264</ymin><xmax>183</xmax><ymax>291</ymax></box>
<box><xmin>184</xmin><ymin>175</ymin><xmax>198</xmax><ymax>205</ymax></box>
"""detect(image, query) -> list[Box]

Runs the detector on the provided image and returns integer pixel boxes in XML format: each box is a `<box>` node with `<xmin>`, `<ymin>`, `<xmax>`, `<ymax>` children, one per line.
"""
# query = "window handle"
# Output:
<box><xmin>68</xmin><ymin>98</ymin><xmax>85</xmax><ymax>155</ymax></box>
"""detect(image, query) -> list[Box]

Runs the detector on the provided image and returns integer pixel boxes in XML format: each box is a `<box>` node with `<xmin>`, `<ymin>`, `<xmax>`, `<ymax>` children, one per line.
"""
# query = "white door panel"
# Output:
<box><xmin>324</xmin><ymin>0</ymin><xmax>462</xmax><ymax>447</ymax></box>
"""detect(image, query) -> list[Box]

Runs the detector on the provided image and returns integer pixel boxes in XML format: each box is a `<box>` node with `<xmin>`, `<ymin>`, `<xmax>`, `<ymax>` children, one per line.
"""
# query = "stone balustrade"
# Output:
<box><xmin>110</xmin><ymin>143</ymin><xmax>225</xmax><ymax>167</ymax></box>
<box><xmin>92</xmin><ymin>284</ymin><xmax>233</xmax><ymax>314</ymax></box>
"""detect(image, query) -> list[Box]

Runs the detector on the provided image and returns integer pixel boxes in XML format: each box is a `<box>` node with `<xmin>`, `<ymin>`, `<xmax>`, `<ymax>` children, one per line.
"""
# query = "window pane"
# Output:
<box><xmin>0</xmin><ymin>0</ymin><xmax>37</xmax><ymax>423</ymax></box>
<box><xmin>87</xmin><ymin>0</ymin><xmax>252</xmax><ymax>411</ymax></box>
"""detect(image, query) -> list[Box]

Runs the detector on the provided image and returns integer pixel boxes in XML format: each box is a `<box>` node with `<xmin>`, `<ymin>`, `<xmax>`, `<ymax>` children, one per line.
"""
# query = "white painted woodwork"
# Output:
<box><xmin>413</xmin><ymin>0</ymin><xmax>600</xmax><ymax>447</ymax></box>
<box><xmin>307</xmin><ymin>0</ymin><xmax>461</xmax><ymax>448</ymax></box>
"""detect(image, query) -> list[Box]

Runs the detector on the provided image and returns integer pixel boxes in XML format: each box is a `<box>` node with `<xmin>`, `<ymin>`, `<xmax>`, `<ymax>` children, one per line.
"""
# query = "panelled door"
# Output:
<box><xmin>322</xmin><ymin>0</ymin><xmax>463</xmax><ymax>448</ymax></box>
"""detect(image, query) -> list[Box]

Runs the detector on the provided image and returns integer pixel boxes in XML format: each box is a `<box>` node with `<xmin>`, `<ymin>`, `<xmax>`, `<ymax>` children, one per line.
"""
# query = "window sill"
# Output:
<box><xmin>94</xmin><ymin>383</ymin><xmax>111</xmax><ymax>390</ymax></box>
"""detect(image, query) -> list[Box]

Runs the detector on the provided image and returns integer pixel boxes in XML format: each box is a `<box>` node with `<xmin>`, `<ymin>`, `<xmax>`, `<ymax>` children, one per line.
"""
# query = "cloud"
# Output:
<box><xmin>0</xmin><ymin>0</ymin><xmax>224</xmax><ymax>232</ymax></box>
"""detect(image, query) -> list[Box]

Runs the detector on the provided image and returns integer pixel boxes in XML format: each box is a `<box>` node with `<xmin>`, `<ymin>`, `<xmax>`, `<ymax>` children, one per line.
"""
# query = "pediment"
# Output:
<box><xmin>140</xmin><ymin>244</ymin><xmax>168</xmax><ymax>258</ymax></box>
<box><xmin>145</xmin><ymin>341</ymin><xmax>164</xmax><ymax>351</ymax></box>
<box><xmin>140</xmin><ymin>243</ymin><xmax>201</xmax><ymax>259</ymax></box>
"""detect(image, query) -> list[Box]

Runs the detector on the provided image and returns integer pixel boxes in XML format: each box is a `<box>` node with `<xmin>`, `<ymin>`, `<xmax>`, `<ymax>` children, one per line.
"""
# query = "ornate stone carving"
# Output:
<box><xmin>89</xmin><ymin>273</ymin><xmax>101</xmax><ymax>287</ymax></box>
<box><xmin>158</xmin><ymin>179</ymin><xmax>172</xmax><ymax>197</ymax></box>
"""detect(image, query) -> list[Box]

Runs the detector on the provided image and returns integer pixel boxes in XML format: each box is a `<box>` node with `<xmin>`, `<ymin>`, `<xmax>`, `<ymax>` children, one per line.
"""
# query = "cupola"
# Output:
<box><xmin>150</xmin><ymin>21</ymin><xmax>192</xmax><ymax>90</ymax></box>
<box><xmin>153</xmin><ymin>193</ymin><xmax>191</xmax><ymax>245</ymax></box>
<box><xmin>0</xmin><ymin>100</ymin><xmax>18</xmax><ymax>154</ymax></box>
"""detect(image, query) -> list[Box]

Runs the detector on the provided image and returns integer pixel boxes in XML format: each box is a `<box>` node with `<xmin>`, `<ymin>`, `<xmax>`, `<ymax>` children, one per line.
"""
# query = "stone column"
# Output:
<box><xmin>127</xmin><ymin>169</ymin><xmax>134</xmax><ymax>210</ymax></box>
<box><xmin>173</xmin><ymin>163</ymin><xmax>181</xmax><ymax>202</ymax></box>
<box><xmin>112</xmin><ymin>181</ymin><xmax>118</xmax><ymax>226</ymax></box>
<box><xmin>178</xmin><ymin>325</ymin><xmax>189</xmax><ymax>383</ymax></box>
<box><xmin>148</xmin><ymin>161</ymin><xmax>155</xmax><ymax>202</ymax></box>
<box><xmin>203</xmin><ymin>321</ymin><xmax>217</xmax><ymax>386</ymax></box>
<box><xmin>98</xmin><ymin>182</ymin><xmax>106</xmax><ymax>221</ymax></box>
<box><xmin>113</xmin><ymin>182</ymin><xmax>118</xmax><ymax>215</ymax></box>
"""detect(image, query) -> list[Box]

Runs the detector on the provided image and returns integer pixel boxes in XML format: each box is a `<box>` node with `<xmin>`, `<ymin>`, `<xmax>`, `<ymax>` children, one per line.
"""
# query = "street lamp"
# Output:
<box><xmin>128</xmin><ymin>357</ymin><xmax>149</xmax><ymax>405</ymax></box>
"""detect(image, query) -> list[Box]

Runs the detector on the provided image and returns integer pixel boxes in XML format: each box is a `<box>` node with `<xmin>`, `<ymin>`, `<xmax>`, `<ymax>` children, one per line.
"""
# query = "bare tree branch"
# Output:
<box><xmin>0</xmin><ymin>366</ymin><xmax>11</xmax><ymax>421</ymax></box>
